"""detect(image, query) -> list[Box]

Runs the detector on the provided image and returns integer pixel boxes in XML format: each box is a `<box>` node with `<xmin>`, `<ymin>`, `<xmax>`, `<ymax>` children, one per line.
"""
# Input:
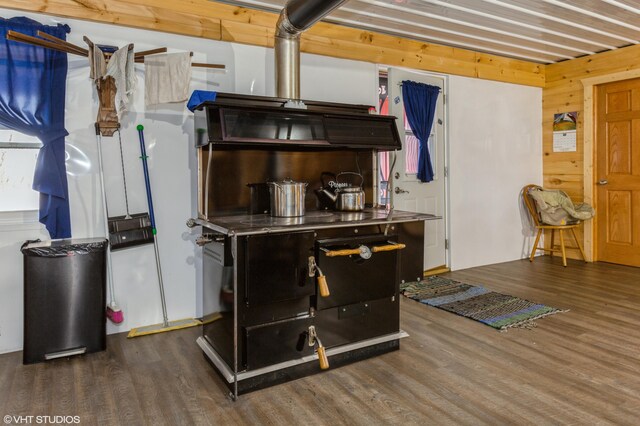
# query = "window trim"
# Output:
<box><xmin>0</xmin><ymin>210</ymin><xmax>43</xmax><ymax>231</ymax></box>
<box><xmin>0</xmin><ymin>142</ymin><xmax>42</xmax><ymax>149</ymax></box>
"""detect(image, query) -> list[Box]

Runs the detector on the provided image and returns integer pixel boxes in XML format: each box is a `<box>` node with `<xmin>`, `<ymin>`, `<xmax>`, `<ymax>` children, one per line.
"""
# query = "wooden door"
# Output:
<box><xmin>596</xmin><ymin>78</ymin><xmax>640</xmax><ymax>266</ymax></box>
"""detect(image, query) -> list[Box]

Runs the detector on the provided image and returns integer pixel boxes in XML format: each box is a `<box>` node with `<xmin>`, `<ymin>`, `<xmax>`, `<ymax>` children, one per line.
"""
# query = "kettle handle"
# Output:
<box><xmin>320</xmin><ymin>171</ymin><xmax>336</xmax><ymax>188</ymax></box>
<box><xmin>336</xmin><ymin>172</ymin><xmax>364</xmax><ymax>188</ymax></box>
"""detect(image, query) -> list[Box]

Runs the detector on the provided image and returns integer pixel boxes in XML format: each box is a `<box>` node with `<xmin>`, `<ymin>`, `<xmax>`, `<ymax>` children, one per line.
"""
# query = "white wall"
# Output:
<box><xmin>0</xmin><ymin>9</ymin><xmax>542</xmax><ymax>354</ymax></box>
<box><xmin>448</xmin><ymin>75</ymin><xmax>542</xmax><ymax>271</ymax></box>
<box><xmin>0</xmin><ymin>213</ymin><xmax>49</xmax><ymax>353</ymax></box>
<box><xmin>0</xmin><ymin>8</ymin><xmax>377</xmax><ymax>353</ymax></box>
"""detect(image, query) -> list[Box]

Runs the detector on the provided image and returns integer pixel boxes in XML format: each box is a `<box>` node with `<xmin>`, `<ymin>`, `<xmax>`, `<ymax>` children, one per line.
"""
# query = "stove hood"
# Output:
<box><xmin>192</xmin><ymin>92</ymin><xmax>402</xmax><ymax>150</ymax></box>
<box><xmin>193</xmin><ymin>0</ymin><xmax>401</xmax><ymax>150</ymax></box>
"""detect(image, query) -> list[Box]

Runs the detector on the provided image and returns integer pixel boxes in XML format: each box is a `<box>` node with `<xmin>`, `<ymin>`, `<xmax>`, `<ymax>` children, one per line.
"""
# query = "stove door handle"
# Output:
<box><xmin>323</xmin><ymin>248</ymin><xmax>362</xmax><ymax>257</ymax></box>
<box><xmin>317</xmin><ymin>275</ymin><xmax>330</xmax><ymax>297</ymax></box>
<box><xmin>372</xmin><ymin>243</ymin><xmax>406</xmax><ymax>253</ymax></box>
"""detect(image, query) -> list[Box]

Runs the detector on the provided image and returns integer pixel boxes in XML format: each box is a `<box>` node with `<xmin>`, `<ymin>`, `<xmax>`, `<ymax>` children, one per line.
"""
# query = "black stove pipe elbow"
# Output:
<box><xmin>284</xmin><ymin>0</ymin><xmax>348</xmax><ymax>32</ymax></box>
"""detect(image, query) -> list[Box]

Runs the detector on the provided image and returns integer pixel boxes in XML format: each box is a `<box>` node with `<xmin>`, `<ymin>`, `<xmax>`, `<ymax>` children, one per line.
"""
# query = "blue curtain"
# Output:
<box><xmin>402</xmin><ymin>80</ymin><xmax>440</xmax><ymax>183</ymax></box>
<box><xmin>0</xmin><ymin>17</ymin><xmax>71</xmax><ymax>238</ymax></box>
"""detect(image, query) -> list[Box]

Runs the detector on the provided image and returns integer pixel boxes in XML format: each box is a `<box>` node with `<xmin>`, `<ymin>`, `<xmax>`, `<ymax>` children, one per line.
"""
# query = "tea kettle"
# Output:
<box><xmin>315</xmin><ymin>172</ymin><xmax>337</xmax><ymax>210</ymax></box>
<box><xmin>315</xmin><ymin>172</ymin><xmax>365</xmax><ymax>211</ymax></box>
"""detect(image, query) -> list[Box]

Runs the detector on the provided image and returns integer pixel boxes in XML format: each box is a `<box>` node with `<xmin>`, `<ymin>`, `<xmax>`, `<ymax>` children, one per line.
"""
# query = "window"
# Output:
<box><xmin>403</xmin><ymin>113</ymin><xmax>436</xmax><ymax>177</ymax></box>
<box><xmin>0</xmin><ymin>127</ymin><xmax>41</xmax><ymax>212</ymax></box>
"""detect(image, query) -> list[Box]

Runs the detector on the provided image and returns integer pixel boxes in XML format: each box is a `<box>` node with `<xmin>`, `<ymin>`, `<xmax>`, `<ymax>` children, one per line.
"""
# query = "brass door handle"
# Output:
<box><xmin>598</xmin><ymin>179</ymin><xmax>608</xmax><ymax>185</ymax></box>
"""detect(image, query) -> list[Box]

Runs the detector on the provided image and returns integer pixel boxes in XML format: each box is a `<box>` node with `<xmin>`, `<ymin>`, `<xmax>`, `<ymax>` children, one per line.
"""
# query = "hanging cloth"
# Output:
<box><xmin>144</xmin><ymin>52</ymin><xmax>192</xmax><ymax>106</ymax></box>
<box><xmin>104</xmin><ymin>44</ymin><xmax>137</xmax><ymax>118</ymax></box>
<box><xmin>187</xmin><ymin>90</ymin><xmax>217</xmax><ymax>112</ymax></box>
<box><xmin>401</xmin><ymin>80</ymin><xmax>440</xmax><ymax>183</ymax></box>
<box><xmin>88</xmin><ymin>43</ymin><xmax>107</xmax><ymax>80</ymax></box>
<box><xmin>0</xmin><ymin>17</ymin><xmax>71</xmax><ymax>238</ymax></box>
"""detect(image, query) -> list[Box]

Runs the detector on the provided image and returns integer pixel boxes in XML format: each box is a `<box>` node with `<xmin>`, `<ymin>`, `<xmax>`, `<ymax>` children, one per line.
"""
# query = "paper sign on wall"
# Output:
<box><xmin>553</xmin><ymin>112</ymin><xmax>577</xmax><ymax>152</ymax></box>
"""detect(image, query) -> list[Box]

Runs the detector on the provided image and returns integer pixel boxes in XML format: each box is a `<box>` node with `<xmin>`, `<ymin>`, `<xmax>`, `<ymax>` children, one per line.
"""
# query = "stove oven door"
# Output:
<box><xmin>244</xmin><ymin>231</ymin><xmax>315</xmax><ymax>307</ymax></box>
<box><xmin>315</xmin><ymin>234</ymin><xmax>400</xmax><ymax>310</ymax></box>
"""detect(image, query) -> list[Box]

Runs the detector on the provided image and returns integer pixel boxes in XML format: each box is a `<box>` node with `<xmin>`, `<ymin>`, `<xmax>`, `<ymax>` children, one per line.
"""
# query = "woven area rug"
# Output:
<box><xmin>400</xmin><ymin>276</ymin><xmax>567</xmax><ymax>331</ymax></box>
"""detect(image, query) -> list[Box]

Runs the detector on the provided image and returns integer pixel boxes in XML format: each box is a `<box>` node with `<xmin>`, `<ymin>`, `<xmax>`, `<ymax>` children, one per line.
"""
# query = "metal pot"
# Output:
<box><xmin>267</xmin><ymin>179</ymin><xmax>308</xmax><ymax>217</ymax></box>
<box><xmin>334</xmin><ymin>172</ymin><xmax>365</xmax><ymax>211</ymax></box>
<box><xmin>247</xmin><ymin>183</ymin><xmax>270</xmax><ymax>214</ymax></box>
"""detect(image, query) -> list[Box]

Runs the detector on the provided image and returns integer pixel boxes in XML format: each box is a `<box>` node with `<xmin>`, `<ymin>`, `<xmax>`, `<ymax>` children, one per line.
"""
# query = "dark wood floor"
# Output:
<box><xmin>2</xmin><ymin>256</ymin><xmax>640</xmax><ymax>425</ymax></box>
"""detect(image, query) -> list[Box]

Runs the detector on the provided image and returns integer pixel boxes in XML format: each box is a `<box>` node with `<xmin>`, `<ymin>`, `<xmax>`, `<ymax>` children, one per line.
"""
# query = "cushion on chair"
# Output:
<box><xmin>528</xmin><ymin>188</ymin><xmax>595</xmax><ymax>226</ymax></box>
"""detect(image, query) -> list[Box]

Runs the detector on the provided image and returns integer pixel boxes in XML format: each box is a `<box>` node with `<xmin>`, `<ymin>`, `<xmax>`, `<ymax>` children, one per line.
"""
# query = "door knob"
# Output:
<box><xmin>598</xmin><ymin>179</ymin><xmax>608</xmax><ymax>185</ymax></box>
<box><xmin>394</xmin><ymin>187</ymin><xmax>409</xmax><ymax>194</ymax></box>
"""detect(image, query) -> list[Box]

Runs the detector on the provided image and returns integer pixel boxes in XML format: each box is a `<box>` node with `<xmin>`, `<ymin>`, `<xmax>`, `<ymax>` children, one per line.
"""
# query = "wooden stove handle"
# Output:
<box><xmin>317</xmin><ymin>275</ymin><xmax>330</xmax><ymax>297</ymax></box>
<box><xmin>323</xmin><ymin>248</ymin><xmax>362</xmax><ymax>257</ymax></box>
<box><xmin>372</xmin><ymin>243</ymin><xmax>406</xmax><ymax>253</ymax></box>
<box><xmin>317</xmin><ymin>346</ymin><xmax>330</xmax><ymax>370</ymax></box>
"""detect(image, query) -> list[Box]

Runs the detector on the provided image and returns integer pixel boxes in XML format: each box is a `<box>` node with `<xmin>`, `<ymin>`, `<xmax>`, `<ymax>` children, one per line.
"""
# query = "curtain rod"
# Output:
<box><xmin>397</xmin><ymin>82</ymin><xmax>441</xmax><ymax>91</ymax></box>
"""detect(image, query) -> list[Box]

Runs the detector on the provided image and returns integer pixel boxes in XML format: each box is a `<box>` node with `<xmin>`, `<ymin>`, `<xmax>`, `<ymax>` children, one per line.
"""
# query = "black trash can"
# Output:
<box><xmin>21</xmin><ymin>238</ymin><xmax>108</xmax><ymax>364</ymax></box>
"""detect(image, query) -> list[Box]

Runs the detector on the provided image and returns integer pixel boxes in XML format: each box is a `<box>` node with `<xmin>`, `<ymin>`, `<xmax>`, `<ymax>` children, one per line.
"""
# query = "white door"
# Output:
<box><xmin>387</xmin><ymin>69</ymin><xmax>446</xmax><ymax>271</ymax></box>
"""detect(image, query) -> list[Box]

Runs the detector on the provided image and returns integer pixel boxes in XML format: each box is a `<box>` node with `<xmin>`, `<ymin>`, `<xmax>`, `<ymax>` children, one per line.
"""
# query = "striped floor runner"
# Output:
<box><xmin>401</xmin><ymin>276</ymin><xmax>567</xmax><ymax>331</ymax></box>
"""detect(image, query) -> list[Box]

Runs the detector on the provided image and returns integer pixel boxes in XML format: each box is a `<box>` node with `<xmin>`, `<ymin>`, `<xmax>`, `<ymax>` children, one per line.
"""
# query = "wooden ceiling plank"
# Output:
<box><xmin>542</xmin><ymin>0</ymin><xmax>640</xmax><ymax>33</ymax></box>
<box><xmin>396</xmin><ymin>0</ymin><xmax>600</xmax><ymax>54</ymax></box>
<box><xmin>219</xmin><ymin>19</ymin><xmax>274</xmax><ymax>48</ymax></box>
<box><xmin>117</xmin><ymin>0</ymin><xmax>277</xmax><ymax>26</ymax></box>
<box><xmin>406</xmin><ymin>0</ymin><xmax>621</xmax><ymax>50</ymax></box>
<box><xmin>601</xmin><ymin>0</ymin><xmax>640</xmax><ymax>15</ymax></box>
<box><xmin>350</xmin><ymin>0</ymin><xmax>593</xmax><ymax>55</ymax></box>
<box><xmin>481</xmin><ymin>0</ymin><xmax>637</xmax><ymax>44</ymax></box>
<box><xmin>332</xmin><ymin>11</ymin><xmax>569</xmax><ymax>62</ymax></box>
<box><xmin>0</xmin><ymin>0</ymin><xmax>222</xmax><ymax>40</ymax></box>
<box><xmin>546</xmin><ymin>44</ymin><xmax>640</xmax><ymax>82</ymax></box>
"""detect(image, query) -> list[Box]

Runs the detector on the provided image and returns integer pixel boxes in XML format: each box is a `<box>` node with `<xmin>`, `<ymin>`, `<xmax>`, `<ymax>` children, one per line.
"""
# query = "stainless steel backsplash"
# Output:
<box><xmin>199</xmin><ymin>148</ymin><xmax>375</xmax><ymax>217</ymax></box>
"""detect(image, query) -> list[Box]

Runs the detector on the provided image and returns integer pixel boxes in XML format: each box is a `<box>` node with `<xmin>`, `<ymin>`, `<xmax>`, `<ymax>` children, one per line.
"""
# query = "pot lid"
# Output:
<box><xmin>337</xmin><ymin>186</ymin><xmax>363</xmax><ymax>193</ymax></box>
<box><xmin>267</xmin><ymin>178</ymin><xmax>308</xmax><ymax>186</ymax></box>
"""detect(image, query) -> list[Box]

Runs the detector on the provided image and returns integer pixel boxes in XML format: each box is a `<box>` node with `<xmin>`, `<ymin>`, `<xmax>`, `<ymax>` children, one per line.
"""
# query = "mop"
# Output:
<box><xmin>96</xmin><ymin>129</ymin><xmax>124</xmax><ymax>324</ymax></box>
<box><xmin>127</xmin><ymin>125</ymin><xmax>201</xmax><ymax>337</ymax></box>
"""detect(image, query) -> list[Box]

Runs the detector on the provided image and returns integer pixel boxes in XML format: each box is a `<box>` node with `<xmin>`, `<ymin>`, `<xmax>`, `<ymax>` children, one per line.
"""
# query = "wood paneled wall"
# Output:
<box><xmin>0</xmin><ymin>0</ymin><xmax>544</xmax><ymax>88</ymax></box>
<box><xmin>544</xmin><ymin>44</ymin><xmax>640</xmax><ymax>259</ymax></box>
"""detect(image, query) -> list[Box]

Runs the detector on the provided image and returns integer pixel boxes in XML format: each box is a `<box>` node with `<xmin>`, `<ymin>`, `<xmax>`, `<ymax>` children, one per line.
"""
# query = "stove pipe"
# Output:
<box><xmin>275</xmin><ymin>0</ymin><xmax>348</xmax><ymax>100</ymax></box>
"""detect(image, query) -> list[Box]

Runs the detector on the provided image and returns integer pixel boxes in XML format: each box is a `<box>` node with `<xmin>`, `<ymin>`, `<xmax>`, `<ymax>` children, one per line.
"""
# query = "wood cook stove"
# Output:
<box><xmin>187</xmin><ymin>93</ymin><xmax>437</xmax><ymax>399</ymax></box>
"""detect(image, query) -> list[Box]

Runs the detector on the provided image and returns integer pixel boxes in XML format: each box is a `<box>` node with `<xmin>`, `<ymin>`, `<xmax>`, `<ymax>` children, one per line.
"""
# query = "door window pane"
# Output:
<box><xmin>405</xmin><ymin>134</ymin><xmax>419</xmax><ymax>174</ymax></box>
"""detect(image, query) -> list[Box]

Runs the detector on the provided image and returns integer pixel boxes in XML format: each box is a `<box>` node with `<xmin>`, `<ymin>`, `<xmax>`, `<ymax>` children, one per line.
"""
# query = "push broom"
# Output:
<box><xmin>127</xmin><ymin>125</ymin><xmax>200</xmax><ymax>337</ymax></box>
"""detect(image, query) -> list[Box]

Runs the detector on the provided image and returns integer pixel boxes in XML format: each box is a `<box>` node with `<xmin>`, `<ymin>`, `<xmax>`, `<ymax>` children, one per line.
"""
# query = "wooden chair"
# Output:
<box><xmin>522</xmin><ymin>184</ymin><xmax>587</xmax><ymax>267</ymax></box>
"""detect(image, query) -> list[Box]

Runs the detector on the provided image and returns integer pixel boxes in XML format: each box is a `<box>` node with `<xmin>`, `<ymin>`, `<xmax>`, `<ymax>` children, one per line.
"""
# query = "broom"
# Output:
<box><xmin>95</xmin><ymin>127</ymin><xmax>124</xmax><ymax>324</ymax></box>
<box><xmin>127</xmin><ymin>125</ymin><xmax>200</xmax><ymax>337</ymax></box>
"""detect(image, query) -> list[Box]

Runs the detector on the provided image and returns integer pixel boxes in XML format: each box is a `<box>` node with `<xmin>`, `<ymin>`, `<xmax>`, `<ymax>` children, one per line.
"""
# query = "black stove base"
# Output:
<box><xmin>204</xmin><ymin>339</ymin><xmax>400</xmax><ymax>396</ymax></box>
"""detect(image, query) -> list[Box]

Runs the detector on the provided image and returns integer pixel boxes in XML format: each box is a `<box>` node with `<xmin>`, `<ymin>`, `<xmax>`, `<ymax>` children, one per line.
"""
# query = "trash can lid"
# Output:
<box><xmin>21</xmin><ymin>238</ymin><xmax>108</xmax><ymax>257</ymax></box>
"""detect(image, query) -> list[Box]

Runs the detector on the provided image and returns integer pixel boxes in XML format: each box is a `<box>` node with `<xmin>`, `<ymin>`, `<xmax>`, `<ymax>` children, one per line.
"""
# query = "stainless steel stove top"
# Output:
<box><xmin>194</xmin><ymin>208</ymin><xmax>439</xmax><ymax>236</ymax></box>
